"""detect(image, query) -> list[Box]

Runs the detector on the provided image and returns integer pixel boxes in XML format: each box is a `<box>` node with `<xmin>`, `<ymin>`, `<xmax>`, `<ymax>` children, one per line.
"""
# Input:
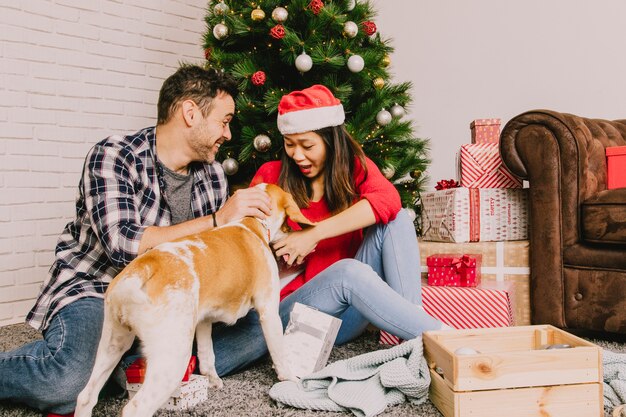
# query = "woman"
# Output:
<box><xmin>209</xmin><ymin>85</ymin><xmax>447</xmax><ymax>376</ymax></box>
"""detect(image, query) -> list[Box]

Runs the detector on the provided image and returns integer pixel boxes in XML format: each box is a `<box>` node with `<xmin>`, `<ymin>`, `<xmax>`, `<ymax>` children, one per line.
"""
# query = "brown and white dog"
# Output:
<box><xmin>75</xmin><ymin>183</ymin><xmax>314</xmax><ymax>417</ymax></box>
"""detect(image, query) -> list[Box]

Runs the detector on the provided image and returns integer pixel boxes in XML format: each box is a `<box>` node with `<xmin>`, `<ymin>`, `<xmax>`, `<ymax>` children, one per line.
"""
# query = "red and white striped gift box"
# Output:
<box><xmin>380</xmin><ymin>283</ymin><xmax>513</xmax><ymax>345</ymax></box>
<box><xmin>459</xmin><ymin>143</ymin><xmax>522</xmax><ymax>188</ymax></box>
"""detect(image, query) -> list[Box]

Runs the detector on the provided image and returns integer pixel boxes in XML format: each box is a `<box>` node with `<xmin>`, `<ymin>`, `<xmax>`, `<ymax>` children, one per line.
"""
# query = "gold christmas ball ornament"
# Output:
<box><xmin>271</xmin><ymin>7</ymin><xmax>288</xmax><ymax>23</ymax></box>
<box><xmin>251</xmin><ymin>7</ymin><xmax>266</xmax><ymax>21</ymax></box>
<box><xmin>213</xmin><ymin>23</ymin><xmax>229</xmax><ymax>40</ymax></box>
<box><xmin>381</xmin><ymin>54</ymin><xmax>391</xmax><ymax>67</ymax></box>
<box><xmin>410</xmin><ymin>169</ymin><xmax>422</xmax><ymax>179</ymax></box>
<box><xmin>373</xmin><ymin>77</ymin><xmax>385</xmax><ymax>89</ymax></box>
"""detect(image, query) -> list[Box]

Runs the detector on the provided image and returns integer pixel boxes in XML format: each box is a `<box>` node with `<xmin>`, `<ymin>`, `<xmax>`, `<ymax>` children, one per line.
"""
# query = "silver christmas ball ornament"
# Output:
<box><xmin>253</xmin><ymin>134</ymin><xmax>272</xmax><ymax>152</ymax></box>
<box><xmin>343</xmin><ymin>21</ymin><xmax>358</xmax><ymax>38</ymax></box>
<box><xmin>213</xmin><ymin>1</ymin><xmax>229</xmax><ymax>16</ymax></box>
<box><xmin>213</xmin><ymin>23</ymin><xmax>229</xmax><ymax>40</ymax></box>
<box><xmin>382</xmin><ymin>165</ymin><xmax>395</xmax><ymax>179</ymax></box>
<box><xmin>271</xmin><ymin>7</ymin><xmax>288</xmax><ymax>23</ymax></box>
<box><xmin>376</xmin><ymin>108</ymin><xmax>392</xmax><ymax>126</ymax></box>
<box><xmin>295</xmin><ymin>52</ymin><xmax>313</xmax><ymax>72</ymax></box>
<box><xmin>346</xmin><ymin>0</ymin><xmax>356</xmax><ymax>11</ymax></box>
<box><xmin>222</xmin><ymin>157</ymin><xmax>239</xmax><ymax>175</ymax></box>
<box><xmin>390</xmin><ymin>103</ymin><xmax>406</xmax><ymax>118</ymax></box>
<box><xmin>347</xmin><ymin>54</ymin><xmax>364</xmax><ymax>73</ymax></box>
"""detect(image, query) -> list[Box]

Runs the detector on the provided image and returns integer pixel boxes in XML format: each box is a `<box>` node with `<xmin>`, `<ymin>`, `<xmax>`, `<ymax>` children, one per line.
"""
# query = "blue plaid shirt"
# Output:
<box><xmin>27</xmin><ymin>126</ymin><xmax>229</xmax><ymax>331</ymax></box>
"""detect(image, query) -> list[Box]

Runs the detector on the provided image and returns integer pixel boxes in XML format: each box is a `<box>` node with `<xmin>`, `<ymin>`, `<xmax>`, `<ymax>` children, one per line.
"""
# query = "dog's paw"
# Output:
<box><xmin>207</xmin><ymin>373</ymin><xmax>224</xmax><ymax>389</ymax></box>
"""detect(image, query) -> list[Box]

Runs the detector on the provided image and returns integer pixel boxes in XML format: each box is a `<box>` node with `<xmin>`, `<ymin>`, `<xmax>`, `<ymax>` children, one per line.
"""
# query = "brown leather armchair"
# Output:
<box><xmin>500</xmin><ymin>110</ymin><xmax>626</xmax><ymax>336</ymax></box>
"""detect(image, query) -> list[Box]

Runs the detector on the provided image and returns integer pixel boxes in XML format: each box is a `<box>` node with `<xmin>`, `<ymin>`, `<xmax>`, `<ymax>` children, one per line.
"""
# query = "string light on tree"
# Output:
<box><xmin>253</xmin><ymin>134</ymin><xmax>272</xmax><ymax>152</ymax></box>
<box><xmin>295</xmin><ymin>51</ymin><xmax>313</xmax><ymax>72</ymax></box>
<box><xmin>347</xmin><ymin>54</ymin><xmax>364</xmax><ymax>73</ymax></box>
<box><xmin>271</xmin><ymin>7</ymin><xmax>288</xmax><ymax>23</ymax></box>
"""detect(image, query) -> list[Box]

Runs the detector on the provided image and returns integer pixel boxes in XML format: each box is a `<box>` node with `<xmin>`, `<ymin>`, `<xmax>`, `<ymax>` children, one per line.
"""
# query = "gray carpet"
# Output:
<box><xmin>1</xmin><ymin>323</ymin><xmax>623</xmax><ymax>417</ymax></box>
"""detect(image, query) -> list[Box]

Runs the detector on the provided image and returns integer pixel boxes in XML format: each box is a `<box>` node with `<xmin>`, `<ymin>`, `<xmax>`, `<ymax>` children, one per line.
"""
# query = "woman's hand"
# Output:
<box><xmin>272</xmin><ymin>228</ymin><xmax>319</xmax><ymax>267</ymax></box>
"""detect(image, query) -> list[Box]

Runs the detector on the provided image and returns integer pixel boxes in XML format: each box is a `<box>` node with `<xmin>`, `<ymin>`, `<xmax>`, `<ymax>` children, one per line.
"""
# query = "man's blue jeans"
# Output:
<box><xmin>210</xmin><ymin>209</ymin><xmax>443</xmax><ymax>376</ymax></box>
<box><xmin>0</xmin><ymin>297</ymin><xmax>104</xmax><ymax>414</ymax></box>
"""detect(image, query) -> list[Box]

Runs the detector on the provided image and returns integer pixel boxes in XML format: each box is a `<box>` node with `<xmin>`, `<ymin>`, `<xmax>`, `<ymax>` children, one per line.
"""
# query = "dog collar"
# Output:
<box><xmin>260</xmin><ymin>218</ymin><xmax>270</xmax><ymax>241</ymax></box>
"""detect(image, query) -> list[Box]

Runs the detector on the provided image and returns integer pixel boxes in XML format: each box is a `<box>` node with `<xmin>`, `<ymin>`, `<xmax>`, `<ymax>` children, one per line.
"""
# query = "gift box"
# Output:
<box><xmin>424</xmin><ymin>325</ymin><xmax>603</xmax><ymax>417</ymax></box>
<box><xmin>459</xmin><ymin>143</ymin><xmax>522</xmax><ymax>188</ymax></box>
<box><xmin>283</xmin><ymin>302</ymin><xmax>342</xmax><ymax>378</ymax></box>
<box><xmin>419</xmin><ymin>240</ymin><xmax>530</xmax><ymax>326</ymax></box>
<box><xmin>421</xmin><ymin>187</ymin><xmax>529</xmax><ymax>243</ymax></box>
<box><xmin>125</xmin><ymin>356</ymin><xmax>196</xmax><ymax>384</ymax></box>
<box><xmin>606</xmin><ymin>145</ymin><xmax>626</xmax><ymax>189</ymax></box>
<box><xmin>426</xmin><ymin>254</ymin><xmax>481</xmax><ymax>287</ymax></box>
<box><xmin>380</xmin><ymin>281</ymin><xmax>514</xmax><ymax>345</ymax></box>
<box><xmin>127</xmin><ymin>374</ymin><xmax>208</xmax><ymax>411</ymax></box>
<box><xmin>470</xmin><ymin>118</ymin><xmax>501</xmax><ymax>144</ymax></box>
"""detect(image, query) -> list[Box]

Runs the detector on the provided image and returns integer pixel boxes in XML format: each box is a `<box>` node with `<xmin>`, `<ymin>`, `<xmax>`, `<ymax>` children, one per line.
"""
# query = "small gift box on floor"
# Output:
<box><xmin>380</xmin><ymin>281</ymin><xmax>514</xmax><ymax>345</ymax></box>
<box><xmin>426</xmin><ymin>253</ymin><xmax>481</xmax><ymax>287</ymax></box>
<box><xmin>470</xmin><ymin>118</ymin><xmax>501</xmax><ymax>144</ymax></box>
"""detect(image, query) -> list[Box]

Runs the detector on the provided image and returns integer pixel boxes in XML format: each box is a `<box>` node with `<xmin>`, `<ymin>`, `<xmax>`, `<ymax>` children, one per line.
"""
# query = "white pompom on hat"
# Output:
<box><xmin>277</xmin><ymin>85</ymin><xmax>345</xmax><ymax>135</ymax></box>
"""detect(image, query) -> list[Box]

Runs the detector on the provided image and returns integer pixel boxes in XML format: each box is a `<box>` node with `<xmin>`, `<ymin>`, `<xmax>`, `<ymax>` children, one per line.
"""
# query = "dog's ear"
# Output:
<box><xmin>284</xmin><ymin>193</ymin><xmax>316</xmax><ymax>229</ymax></box>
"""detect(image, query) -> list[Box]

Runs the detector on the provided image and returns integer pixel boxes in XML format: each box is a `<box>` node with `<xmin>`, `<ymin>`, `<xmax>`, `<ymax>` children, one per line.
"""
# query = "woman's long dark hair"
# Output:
<box><xmin>278</xmin><ymin>125</ymin><xmax>367</xmax><ymax>213</ymax></box>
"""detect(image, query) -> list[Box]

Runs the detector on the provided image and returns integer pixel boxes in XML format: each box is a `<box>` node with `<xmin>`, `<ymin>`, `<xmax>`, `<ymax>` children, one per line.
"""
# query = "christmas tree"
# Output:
<box><xmin>203</xmin><ymin>0</ymin><xmax>429</xmax><ymax>231</ymax></box>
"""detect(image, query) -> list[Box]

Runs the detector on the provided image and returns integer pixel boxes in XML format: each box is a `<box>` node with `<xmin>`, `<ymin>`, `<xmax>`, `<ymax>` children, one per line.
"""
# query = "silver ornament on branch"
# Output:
<box><xmin>271</xmin><ymin>7</ymin><xmax>288</xmax><ymax>23</ymax></box>
<box><xmin>376</xmin><ymin>108</ymin><xmax>392</xmax><ymax>126</ymax></box>
<box><xmin>213</xmin><ymin>23</ymin><xmax>229</xmax><ymax>40</ymax></box>
<box><xmin>213</xmin><ymin>1</ymin><xmax>229</xmax><ymax>16</ymax></box>
<box><xmin>346</xmin><ymin>0</ymin><xmax>356</xmax><ymax>11</ymax></box>
<box><xmin>347</xmin><ymin>54</ymin><xmax>364</xmax><ymax>73</ymax></box>
<box><xmin>253</xmin><ymin>134</ymin><xmax>272</xmax><ymax>152</ymax></box>
<box><xmin>343</xmin><ymin>21</ymin><xmax>358</xmax><ymax>38</ymax></box>
<box><xmin>222</xmin><ymin>157</ymin><xmax>239</xmax><ymax>175</ymax></box>
<box><xmin>381</xmin><ymin>165</ymin><xmax>395</xmax><ymax>179</ymax></box>
<box><xmin>390</xmin><ymin>103</ymin><xmax>406</xmax><ymax>118</ymax></box>
<box><xmin>295</xmin><ymin>52</ymin><xmax>313</xmax><ymax>72</ymax></box>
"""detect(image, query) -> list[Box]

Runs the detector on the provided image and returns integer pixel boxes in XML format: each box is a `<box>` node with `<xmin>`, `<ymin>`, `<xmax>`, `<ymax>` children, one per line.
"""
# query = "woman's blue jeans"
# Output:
<box><xmin>0</xmin><ymin>297</ymin><xmax>104</xmax><ymax>414</ymax></box>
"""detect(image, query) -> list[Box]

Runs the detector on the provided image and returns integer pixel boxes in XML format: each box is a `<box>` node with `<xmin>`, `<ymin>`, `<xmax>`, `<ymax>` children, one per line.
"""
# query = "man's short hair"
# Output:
<box><xmin>157</xmin><ymin>65</ymin><xmax>239</xmax><ymax>124</ymax></box>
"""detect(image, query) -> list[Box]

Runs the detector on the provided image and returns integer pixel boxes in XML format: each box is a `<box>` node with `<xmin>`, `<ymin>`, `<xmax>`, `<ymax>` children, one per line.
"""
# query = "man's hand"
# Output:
<box><xmin>214</xmin><ymin>187</ymin><xmax>271</xmax><ymax>226</ymax></box>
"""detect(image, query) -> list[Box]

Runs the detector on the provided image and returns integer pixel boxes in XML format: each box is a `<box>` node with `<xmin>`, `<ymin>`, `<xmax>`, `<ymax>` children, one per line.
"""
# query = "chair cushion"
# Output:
<box><xmin>581</xmin><ymin>188</ymin><xmax>626</xmax><ymax>244</ymax></box>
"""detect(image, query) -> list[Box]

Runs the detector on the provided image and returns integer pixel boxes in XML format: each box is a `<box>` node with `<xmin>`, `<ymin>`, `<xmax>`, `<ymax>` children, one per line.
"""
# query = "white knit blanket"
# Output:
<box><xmin>604</xmin><ymin>349</ymin><xmax>626</xmax><ymax>416</ymax></box>
<box><xmin>268</xmin><ymin>337</ymin><xmax>430</xmax><ymax>417</ymax></box>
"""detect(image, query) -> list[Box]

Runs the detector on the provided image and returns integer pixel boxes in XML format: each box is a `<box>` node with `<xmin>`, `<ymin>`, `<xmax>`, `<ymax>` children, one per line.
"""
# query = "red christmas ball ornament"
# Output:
<box><xmin>308</xmin><ymin>0</ymin><xmax>324</xmax><ymax>15</ymax></box>
<box><xmin>203</xmin><ymin>47</ymin><xmax>211</xmax><ymax>60</ymax></box>
<box><xmin>269</xmin><ymin>24</ymin><xmax>285</xmax><ymax>39</ymax></box>
<box><xmin>251</xmin><ymin>71</ymin><xmax>266</xmax><ymax>86</ymax></box>
<box><xmin>361</xmin><ymin>20</ymin><xmax>377</xmax><ymax>36</ymax></box>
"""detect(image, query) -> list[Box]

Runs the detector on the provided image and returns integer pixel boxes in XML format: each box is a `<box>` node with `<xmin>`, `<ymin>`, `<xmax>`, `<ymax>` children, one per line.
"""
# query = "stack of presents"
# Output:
<box><xmin>381</xmin><ymin>118</ymin><xmax>531</xmax><ymax>345</ymax></box>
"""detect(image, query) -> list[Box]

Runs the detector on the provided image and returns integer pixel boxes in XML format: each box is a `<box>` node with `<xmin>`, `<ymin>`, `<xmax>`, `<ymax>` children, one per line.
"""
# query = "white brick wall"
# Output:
<box><xmin>0</xmin><ymin>0</ymin><xmax>208</xmax><ymax>326</ymax></box>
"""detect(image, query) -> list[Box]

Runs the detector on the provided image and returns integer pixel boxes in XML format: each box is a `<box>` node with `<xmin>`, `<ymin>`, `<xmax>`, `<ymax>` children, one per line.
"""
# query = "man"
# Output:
<box><xmin>0</xmin><ymin>65</ymin><xmax>270</xmax><ymax>415</ymax></box>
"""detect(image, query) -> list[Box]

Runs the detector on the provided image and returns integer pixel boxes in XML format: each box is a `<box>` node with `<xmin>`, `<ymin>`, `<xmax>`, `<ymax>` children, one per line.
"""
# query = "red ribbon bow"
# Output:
<box><xmin>451</xmin><ymin>254</ymin><xmax>472</xmax><ymax>272</ymax></box>
<box><xmin>435</xmin><ymin>178</ymin><xmax>460</xmax><ymax>190</ymax></box>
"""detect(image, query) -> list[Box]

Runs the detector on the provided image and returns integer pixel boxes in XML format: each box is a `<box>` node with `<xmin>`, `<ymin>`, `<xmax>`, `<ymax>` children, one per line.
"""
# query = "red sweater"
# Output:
<box><xmin>250</xmin><ymin>157</ymin><xmax>401</xmax><ymax>299</ymax></box>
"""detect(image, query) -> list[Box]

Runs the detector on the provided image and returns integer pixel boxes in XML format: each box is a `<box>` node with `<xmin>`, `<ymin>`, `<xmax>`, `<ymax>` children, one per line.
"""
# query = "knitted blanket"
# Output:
<box><xmin>268</xmin><ymin>337</ymin><xmax>430</xmax><ymax>417</ymax></box>
<box><xmin>604</xmin><ymin>349</ymin><xmax>626</xmax><ymax>416</ymax></box>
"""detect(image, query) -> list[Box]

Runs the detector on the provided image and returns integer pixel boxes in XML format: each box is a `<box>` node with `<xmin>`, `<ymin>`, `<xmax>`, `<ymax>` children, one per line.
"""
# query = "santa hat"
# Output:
<box><xmin>277</xmin><ymin>85</ymin><xmax>345</xmax><ymax>135</ymax></box>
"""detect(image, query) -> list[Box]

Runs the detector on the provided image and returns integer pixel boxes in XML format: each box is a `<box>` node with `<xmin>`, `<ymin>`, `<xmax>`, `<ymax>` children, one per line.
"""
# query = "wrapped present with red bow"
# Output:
<box><xmin>426</xmin><ymin>253</ymin><xmax>482</xmax><ymax>287</ymax></box>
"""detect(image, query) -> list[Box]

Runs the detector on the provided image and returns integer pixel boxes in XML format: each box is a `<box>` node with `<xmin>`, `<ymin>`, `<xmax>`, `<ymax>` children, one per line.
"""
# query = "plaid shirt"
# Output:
<box><xmin>27</xmin><ymin>127</ymin><xmax>228</xmax><ymax>331</ymax></box>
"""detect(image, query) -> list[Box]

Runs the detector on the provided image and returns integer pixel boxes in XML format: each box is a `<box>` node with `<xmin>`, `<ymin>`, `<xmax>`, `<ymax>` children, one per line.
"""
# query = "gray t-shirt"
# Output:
<box><xmin>160</xmin><ymin>163</ymin><xmax>193</xmax><ymax>225</ymax></box>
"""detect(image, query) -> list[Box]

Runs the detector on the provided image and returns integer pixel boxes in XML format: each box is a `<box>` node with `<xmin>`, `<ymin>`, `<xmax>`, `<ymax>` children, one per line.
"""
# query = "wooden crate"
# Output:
<box><xmin>423</xmin><ymin>325</ymin><xmax>603</xmax><ymax>417</ymax></box>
